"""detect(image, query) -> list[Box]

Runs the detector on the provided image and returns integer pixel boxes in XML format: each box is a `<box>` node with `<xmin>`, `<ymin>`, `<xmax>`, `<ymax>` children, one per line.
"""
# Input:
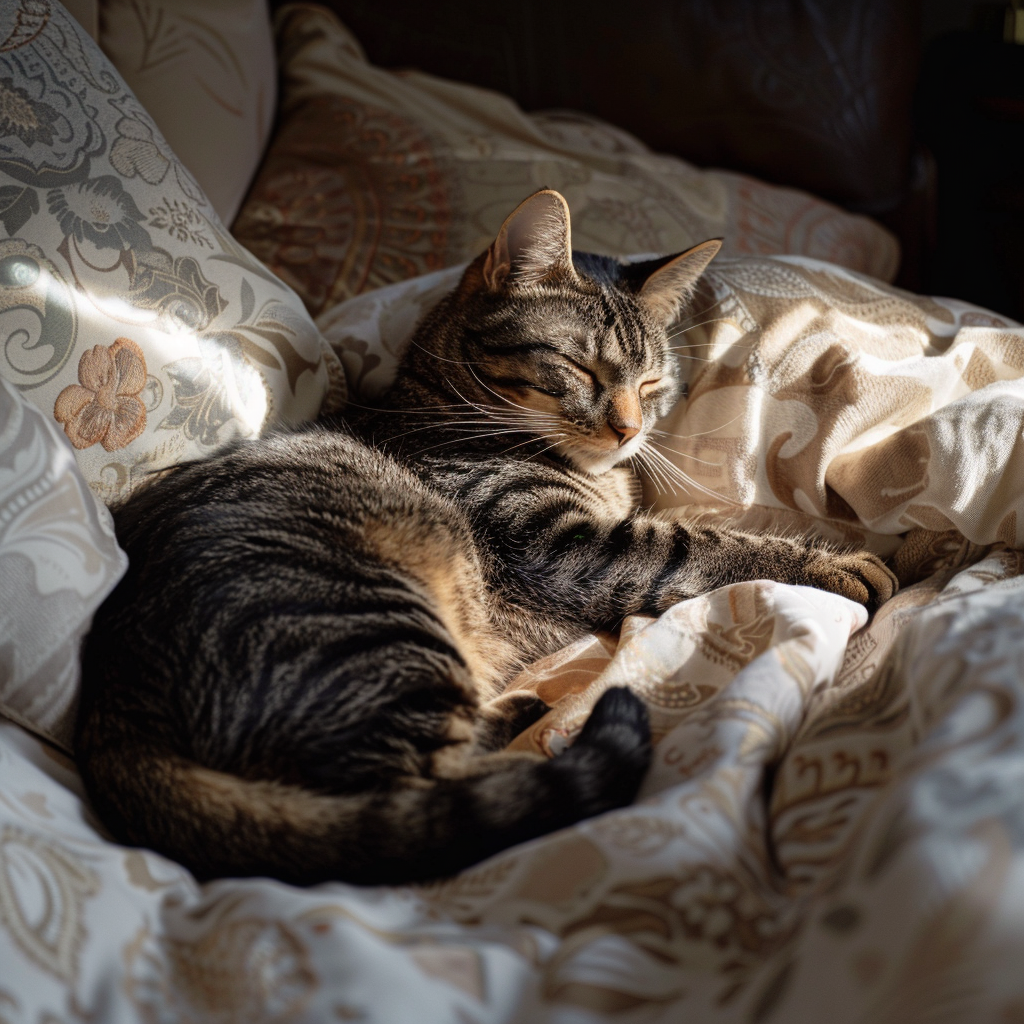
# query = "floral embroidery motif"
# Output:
<box><xmin>108</xmin><ymin>98</ymin><xmax>205</xmax><ymax>204</ymax></box>
<box><xmin>148</xmin><ymin>198</ymin><xmax>212</xmax><ymax>249</ymax></box>
<box><xmin>130</xmin><ymin>250</ymin><xmax>225</xmax><ymax>332</ymax></box>
<box><xmin>53</xmin><ymin>337</ymin><xmax>147</xmax><ymax>451</ymax></box>
<box><xmin>0</xmin><ymin>78</ymin><xmax>60</xmax><ymax>148</ymax></box>
<box><xmin>47</xmin><ymin>177</ymin><xmax>150</xmax><ymax>251</ymax></box>
<box><xmin>159</xmin><ymin>350</ymin><xmax>268</xmax><ymax>447</ymax></box>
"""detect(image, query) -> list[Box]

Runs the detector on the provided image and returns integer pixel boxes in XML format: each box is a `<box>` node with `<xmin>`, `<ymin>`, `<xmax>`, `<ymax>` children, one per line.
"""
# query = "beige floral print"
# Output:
<box><xmin>53</xmin><ymin>337</ymin><xmax>147</xmax><ymax>451</ymax></box>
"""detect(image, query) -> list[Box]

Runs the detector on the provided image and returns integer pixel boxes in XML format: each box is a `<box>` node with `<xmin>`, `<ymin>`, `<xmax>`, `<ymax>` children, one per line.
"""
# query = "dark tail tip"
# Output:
<box><xmin>557</xmin><ymin>686</ymin><xmax>652</xmax><ymax>811</ymax></box>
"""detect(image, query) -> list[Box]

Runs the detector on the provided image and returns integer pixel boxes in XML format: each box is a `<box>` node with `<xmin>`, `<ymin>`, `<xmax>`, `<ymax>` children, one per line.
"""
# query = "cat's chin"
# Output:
<box><xmin>563</xmin><ymin>437</ymin><xmax>642</xmax><ymax>475</ymax></box>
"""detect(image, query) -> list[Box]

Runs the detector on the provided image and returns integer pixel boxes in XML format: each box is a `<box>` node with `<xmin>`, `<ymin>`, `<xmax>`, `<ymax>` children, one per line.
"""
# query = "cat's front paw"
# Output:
<box><xmin>803</xmin><ymin>550</ymin><xmax>898</xmax><ymax>612</ymax></box>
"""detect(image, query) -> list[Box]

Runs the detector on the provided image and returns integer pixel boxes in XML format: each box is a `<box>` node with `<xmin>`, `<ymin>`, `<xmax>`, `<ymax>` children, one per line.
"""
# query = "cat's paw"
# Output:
<box><xmin>804</xmin><ymin>549</ymin><xmax>898</xmax><ymax>612</ymax></box>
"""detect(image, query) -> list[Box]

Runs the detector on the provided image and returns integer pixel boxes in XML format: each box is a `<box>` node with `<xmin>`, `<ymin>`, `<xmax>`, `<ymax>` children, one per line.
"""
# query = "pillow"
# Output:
<box><xmin>0</xmin><ymin>0</ymin><xmax>341</xmax><ymax>505</ymax></box>
<box><xmin>99</xmin><ymin>0</ymin><xmax>277</xmax><ymax>226</ymax></box>
<box><xmin>231</xmin><ymin>3</ymin><xmax>900</xmax><ymax>319</ymax></box>
<box><xmin>0</xmin><ymin>376</ymin><xmax>125</xmax><ymax>751</ymax></box>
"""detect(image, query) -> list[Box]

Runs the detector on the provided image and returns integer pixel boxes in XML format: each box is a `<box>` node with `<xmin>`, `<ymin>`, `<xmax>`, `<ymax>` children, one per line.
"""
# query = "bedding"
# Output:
<box><xmin>4</xmin><ymin>2</ymin><xmax>1024</xmax><ymax>1021</ymax></box>
<box><xmin>230</xmin><ymin>4</ymin><xmax>899</xmax><ymax>319</ymax></box>
<box><xmin>0</xmin><ymin>377</ymin><xmax>124</xmax><ymax>751</ymax></box>
<box><xmin>4</xmin><ymin>254</ymin><xmax>1024</xmax><ymax>1021</ymax></box>
<box><xmin>98</xmin><ymin>0</ymin><xmax>278</xmax><ymax>225</ymax></box>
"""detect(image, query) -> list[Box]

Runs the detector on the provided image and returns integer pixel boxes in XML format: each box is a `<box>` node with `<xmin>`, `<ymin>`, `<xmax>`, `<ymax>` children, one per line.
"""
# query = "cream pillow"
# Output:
<box><xmin>233</xmin><ymin>3</ymin><xmax>899</xmax><ymax>318</ymax></box>
<box><xmin>99</xmin><ymin>0</ymin><xmax>277</xmax><ymax>226</ymax></box>
<box><xmin>0</xmin><ymin>0</ymin><xmax>340</xmax><ymax>505</ymax></box>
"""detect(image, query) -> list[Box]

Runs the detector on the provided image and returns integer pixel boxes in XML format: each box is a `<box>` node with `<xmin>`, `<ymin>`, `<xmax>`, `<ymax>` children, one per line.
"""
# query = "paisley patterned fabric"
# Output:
<box><xmin>0</xmin><ymin>376</ymin><xmax>124</xmax><ymax>751</ymax></box>
<box><xmin>231</xmin><ymin>4</ymin><xmax>899</xmax><ymax>318</ymax></box>
<box><xmin>5</xmin><ymin>2</ymin><xmax>1024</xmax><ymax>1017</ymax></box>
<box><xmin>2</xmin><ymin>554</ymin><xmax>1024</xmax><ymax>1021</ymax></box>
<box><xmin>0</xmin><ymin>0</ymin><xmax>340</xmax><ymax>504</ymax></box>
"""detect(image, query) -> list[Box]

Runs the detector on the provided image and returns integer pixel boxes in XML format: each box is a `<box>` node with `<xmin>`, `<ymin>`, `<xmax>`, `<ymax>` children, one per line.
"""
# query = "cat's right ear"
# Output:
<box><xmin>632</xmin><ymin>239</ymin><xmax>723</xmax><ymax>326</ymax></box>
<box><xmin>481</xmin><ymin>189</ymin><xmax>578</xmax><ymax>291</ymax></box>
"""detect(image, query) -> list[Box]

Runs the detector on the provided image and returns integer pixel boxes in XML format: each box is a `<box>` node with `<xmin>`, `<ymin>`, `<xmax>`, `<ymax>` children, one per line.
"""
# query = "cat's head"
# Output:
<box><xmin>441</xmin><ymin>189</ymin><xmax>721</xmax><ymax>474</ymax></box>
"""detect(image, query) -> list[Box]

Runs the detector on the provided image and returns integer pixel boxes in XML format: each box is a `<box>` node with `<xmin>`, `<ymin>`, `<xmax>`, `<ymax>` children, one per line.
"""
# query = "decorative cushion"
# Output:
<box><xmin>0</xmin><ymin>376</ymin><xmax>125</xmax><ymax>750</ymax></box>
<box><xmin>0</xmin><ymin>0</ymin><xmax>340</xmax><ymax>505</ymax></box>
<box><xmin>99</xmin><ymin>0</ymin><xmax>277</xmax><ymax>226</ymax></box>
<box><xmin>232</xmin><ymin>3</ymin><xmax>900</xmax><ymax>319</ymax></box>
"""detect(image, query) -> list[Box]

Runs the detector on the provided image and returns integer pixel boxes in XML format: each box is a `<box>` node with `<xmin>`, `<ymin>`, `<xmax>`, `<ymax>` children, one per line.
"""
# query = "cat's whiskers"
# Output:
<box><xmin>342</xmin><ymin>397</ymin><xmax>480</xmax><ymax>415</ymax></box>
<box><xmin>665</xmin><ymin>316</ymin><xmax>731</xmax><ymax>341</ymax></box>
<box><xmin>411</xmin><ymin>424</ymin><xmax>567</xmax><ymax>456</ymax></box>
<box><xmin>636</xmin><ymin>441</ymin><xmax>738</xmax><ymax>504</ymax></box>
<box><xmin>362</xmin><ymin>402</ymin><xmax>557</xmax><ymax>444</ymax></box>
<box><xmin>524</xmin><ymin>437</ymin><xmax>573</xmax><ymax>462</ymax></box>
<box><xmin>667</xmin><ymin>349</ymin><xmax>714</xmax><ymax>361</ymax></box>
<box><xmin>647</xmin><ymin>437</ymin><xmax>718</xmax><ymax>467</ymax></box>
<box><xmin>499</xmin><ymin>432</ymin><xmax>569</xmax><ymax>457</ymax></box>
<box><xmin>631</xmin><ymin>448</ymin><xmax>672</xmax><ymax>495</ymax></box>
<box><xmin>672</xmin><ymin>294</ymin><xmax>726</xmax><ymax>326</ymax></box>
<box><xmin>652</xmin><ymin>411</ymin><xmax>746</xmax><ymax>442</ymax></box>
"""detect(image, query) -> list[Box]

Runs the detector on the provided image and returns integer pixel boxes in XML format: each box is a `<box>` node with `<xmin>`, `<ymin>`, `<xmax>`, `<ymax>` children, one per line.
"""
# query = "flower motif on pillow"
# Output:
<box><xmin>54</xmin><ymin>337</ymin><xmax>147</xmax><ymax>452</ymax></box>
<box><xmin>47</xmin><ymin>177</ymin><xmax>150</xmax><ymax>251</ymax></box>
<box><xmin>0</xmin><ymin>0</ymin><xmax>334</xmax><ymax>498</ymax></box>
<box><xmin>108</xmin><ymin>96</ymin><xmax>205</xmax><ymax>205</ymax></box>
<box><xmin>0</xmin><ymin>76</ymin><xmax>61</xmax><ymax>148</ymax></box>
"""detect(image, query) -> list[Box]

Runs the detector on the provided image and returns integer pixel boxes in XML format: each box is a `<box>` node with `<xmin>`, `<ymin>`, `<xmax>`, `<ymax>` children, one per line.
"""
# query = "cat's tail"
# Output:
<box><xmin>81</xmin><ymin>687</ymin><xmax>651</xmax><ymax>886</ymax></box>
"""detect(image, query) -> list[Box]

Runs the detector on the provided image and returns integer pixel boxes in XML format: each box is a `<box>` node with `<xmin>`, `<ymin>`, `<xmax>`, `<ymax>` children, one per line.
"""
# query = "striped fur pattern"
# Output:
<box><xmin>76</xmin><ymin>190</ymin><xmax>896</xmax><ymax>886</ymax></box>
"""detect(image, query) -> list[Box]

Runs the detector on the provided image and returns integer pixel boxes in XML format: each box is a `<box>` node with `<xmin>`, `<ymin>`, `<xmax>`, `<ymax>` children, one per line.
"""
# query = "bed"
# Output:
<box><xmin>2</xmin><ymin>2</ymin><xmax>1023</xmax><ymax>1021</ymax></box>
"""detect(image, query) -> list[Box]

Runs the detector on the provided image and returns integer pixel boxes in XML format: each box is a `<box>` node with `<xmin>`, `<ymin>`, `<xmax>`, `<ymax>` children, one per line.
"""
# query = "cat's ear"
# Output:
<box><xmin>631</xmin><ymin>239</ymin><xmax>722</xmax><ymax>326</ymax></box>
<box><xmin>482</xmin><ymin>189</ymin><xmax>578</xmax><ymax>290</ymax></box>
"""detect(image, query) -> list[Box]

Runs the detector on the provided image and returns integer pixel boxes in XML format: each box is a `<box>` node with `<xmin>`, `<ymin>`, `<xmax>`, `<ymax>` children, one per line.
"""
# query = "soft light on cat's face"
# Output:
<box><xmin>452</xmin><ymin>189</ymin><xmax>721</xmax><ymax>475</ymax></box>
<box><xmin>464</xmin><ymin>284</ymin><xmax>682</xmax><ymax>474</ymax></box>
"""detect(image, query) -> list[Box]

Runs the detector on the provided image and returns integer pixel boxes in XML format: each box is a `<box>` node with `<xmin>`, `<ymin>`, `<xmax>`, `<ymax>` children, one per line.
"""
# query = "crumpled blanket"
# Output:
<box><xmin>3</xmin><ymin>255</ymin><xmax>1024</xmax><ymax>1022</ymax></box>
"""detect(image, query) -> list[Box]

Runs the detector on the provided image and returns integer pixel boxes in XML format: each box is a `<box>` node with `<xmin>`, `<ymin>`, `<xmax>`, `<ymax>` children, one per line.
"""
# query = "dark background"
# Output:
<box><xmin>298</xmin><ymin>0</ymin><xmax>1024</xmax><ymax>320</ymax></box>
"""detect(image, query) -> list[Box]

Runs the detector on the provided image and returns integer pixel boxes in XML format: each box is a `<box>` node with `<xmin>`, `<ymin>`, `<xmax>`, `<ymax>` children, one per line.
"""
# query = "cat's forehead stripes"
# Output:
<box><xmin>592</xmin><ymin>282</ymin><xmax>650</xmax><ymax>369</ymax></box>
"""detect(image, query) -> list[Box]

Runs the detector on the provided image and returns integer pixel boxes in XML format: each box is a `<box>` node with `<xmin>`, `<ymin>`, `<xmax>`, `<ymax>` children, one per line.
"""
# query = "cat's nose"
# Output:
<box><xmin>609</xmin><ymin>420</ymin><xmax>641</xmax><ymax>445</ymax></box>
<box><xmin>608</xmin><ymin>391</ymin><xmax>643</xmax><ymax>445</ymax></box>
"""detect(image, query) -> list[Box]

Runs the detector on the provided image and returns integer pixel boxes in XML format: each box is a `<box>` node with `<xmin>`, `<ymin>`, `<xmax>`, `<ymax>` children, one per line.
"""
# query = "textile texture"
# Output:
<box><xmin>0</xmin><ymin>377</ymin><xmax>124</xmax><ymax>751</ymax></box>
<box><xmin>0</xmin><ymin>0</ymin><xmax>340</xmax><ymax>504</ymax></box>
<box><xmin>99</xmin><ymin>0</ymin><xmax>277</xmax><ymax>225</ymax></box>
<box><xmin>2</xmin><ymin>253</ymin><xmax>1023</xmax><ymax>1021</ymax></box>
<box><xmin>231</xmin><ymin>3</ymin><xmax>900</xmax><ymax>318</ymax></box>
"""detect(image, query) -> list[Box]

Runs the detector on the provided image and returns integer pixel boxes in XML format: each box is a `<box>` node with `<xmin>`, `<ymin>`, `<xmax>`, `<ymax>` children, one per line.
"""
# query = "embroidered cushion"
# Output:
<box><xmin>0</xmin><ymin>376</ymin><xmax>125</xmax><ymax>749</ymax></box>
<box><xmin>98</xmin><ymin>0</ymin><xmax>277</xmax><ymax>226</ymax></box>
<box><xmin>0</xmin><ymin>0</ymin><xmax>341</xmax><ymax>505</ymax></box>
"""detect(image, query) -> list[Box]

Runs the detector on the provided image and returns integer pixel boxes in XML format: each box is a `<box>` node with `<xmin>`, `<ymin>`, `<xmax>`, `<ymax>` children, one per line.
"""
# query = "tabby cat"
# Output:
<box><xmin>76</xmin><ymin>190</ymin><xmax>897</xmax><ymax>886</ymax></box>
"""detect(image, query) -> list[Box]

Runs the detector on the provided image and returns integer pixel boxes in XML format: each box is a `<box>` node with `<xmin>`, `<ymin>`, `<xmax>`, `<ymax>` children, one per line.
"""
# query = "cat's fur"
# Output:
<box><xmin>76</xmin><ymin>190</ymin><xmax>897</xmax><ymax>886</ymax></box>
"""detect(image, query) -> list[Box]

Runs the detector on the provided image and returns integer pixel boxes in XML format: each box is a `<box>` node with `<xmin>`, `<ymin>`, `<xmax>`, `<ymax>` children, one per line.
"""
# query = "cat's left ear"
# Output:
<box><xmin>482</xmin><ymin>189</ymin><xmax>579</xmax><ymax>290</ymax></box>
<box><xmin>631</xmin><ymin>239</ymin><xmax>723</xmax><ymax>326</ymax></box>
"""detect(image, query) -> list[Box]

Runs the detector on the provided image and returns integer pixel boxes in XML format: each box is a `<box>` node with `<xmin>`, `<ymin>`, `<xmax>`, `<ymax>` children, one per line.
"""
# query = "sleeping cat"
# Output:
<box><xmin>76</xmin><ymin>189</ymin><xmax>897</xmax><ymax>886</ymax></box>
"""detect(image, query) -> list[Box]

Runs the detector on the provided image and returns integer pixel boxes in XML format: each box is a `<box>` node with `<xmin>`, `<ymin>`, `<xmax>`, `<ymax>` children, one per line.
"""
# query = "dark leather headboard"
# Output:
<box><xmin>303</xmin><ymin>0</ymin><xmax>921</xmax><ymax>214</ymax></box>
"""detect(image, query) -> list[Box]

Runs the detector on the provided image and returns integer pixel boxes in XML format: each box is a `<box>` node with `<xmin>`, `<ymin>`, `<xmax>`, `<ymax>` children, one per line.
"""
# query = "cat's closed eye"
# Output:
<box><xmin>562</xmin><ymin>357</ymin><xmax>597</xmax><ymax>386</ymax></box>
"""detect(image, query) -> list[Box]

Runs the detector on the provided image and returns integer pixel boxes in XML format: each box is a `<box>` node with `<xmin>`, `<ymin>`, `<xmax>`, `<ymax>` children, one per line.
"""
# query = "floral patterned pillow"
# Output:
<box><xmin>0</xmin><ymin>0</ymin><xmax>340</xmax><ymax>504</ymax></box>
<box><xmin>98</xmin><ymin>0</ymin><xmax>277</xmax><ymax>225</ymax></box>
